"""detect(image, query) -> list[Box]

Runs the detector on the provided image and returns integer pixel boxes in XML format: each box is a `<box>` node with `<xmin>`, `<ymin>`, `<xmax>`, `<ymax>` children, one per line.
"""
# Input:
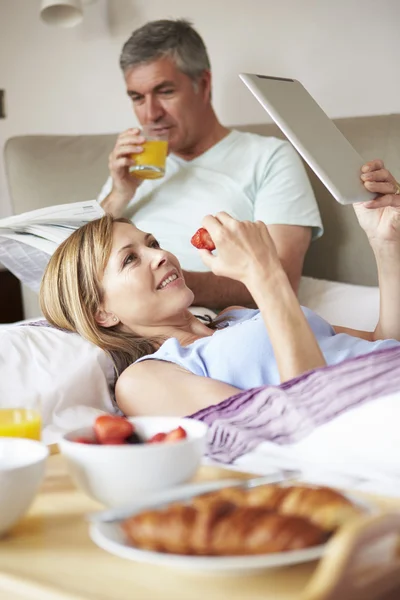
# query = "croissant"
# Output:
<box><xmin>122</xmin><ymin>499</ymin><xmax>328</xmax><ymax>556</ymax></box>
<box><xmin>193</xmin><ymin>484</ymin><xmax>361</xmax><ymax>532</ymax></box>
<box><xmin>273</xmin><ymin>485</ymin><xmax>361</xmax><ymax>532</ymax></box>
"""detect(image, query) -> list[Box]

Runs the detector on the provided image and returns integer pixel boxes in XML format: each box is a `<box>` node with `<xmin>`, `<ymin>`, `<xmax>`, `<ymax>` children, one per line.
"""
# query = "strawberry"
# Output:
<box><xmin>190</xmin><ymin>228</ymin><xmax>215</xmax><ymax>251</ymax></box>
<box><xmin>148</xmin><ymin>432</ymin><xmax>167</xmax><ymax>444</ymax></box>
<box><xmin>94</xmin><ymin>415</ymin><xmax>133</xmax><ymax>445</ymax></box>
<box><xmin>74</xmin><ymin>436</ymin><xmax>96</xmax><ymax>444</ymax></box>
<box><xmin>164</xmin><ymin>426</ymin><xmax>188</xmax><ymax>443</ymax></box>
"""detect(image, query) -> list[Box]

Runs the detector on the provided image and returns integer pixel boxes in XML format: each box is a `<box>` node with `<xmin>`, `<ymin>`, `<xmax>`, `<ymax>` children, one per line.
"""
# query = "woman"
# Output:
<box><xmin>40</xmin><ymin>159</ymin><xmax>400</xmax><ymax>417</ymax></box>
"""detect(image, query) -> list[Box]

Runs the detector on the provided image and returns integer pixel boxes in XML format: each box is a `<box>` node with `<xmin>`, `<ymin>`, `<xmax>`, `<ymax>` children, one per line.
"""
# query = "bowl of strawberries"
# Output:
<box><xmin>59</xmin><ymin>415</ymin><xmax>208</xmax><ymax>507</ymax></box>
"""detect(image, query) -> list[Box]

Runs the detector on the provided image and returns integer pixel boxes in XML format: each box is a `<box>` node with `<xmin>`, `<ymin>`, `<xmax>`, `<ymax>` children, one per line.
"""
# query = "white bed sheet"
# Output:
<box><xmin>298</xmin><ymin>276</ymin><xmax>379</xmax><ymax>330</ymax></box>
<box><xmin>216</xmin><ymin>391</ymin><xmax>400</xmax><ymax>497</ymax></box>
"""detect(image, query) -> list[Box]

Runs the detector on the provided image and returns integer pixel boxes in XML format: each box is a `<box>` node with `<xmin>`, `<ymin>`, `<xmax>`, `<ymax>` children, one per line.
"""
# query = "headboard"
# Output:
<box><xmin>4</xmin><ymin>114</ymin><xmax>400</xmax><ymax>302</ymax></box>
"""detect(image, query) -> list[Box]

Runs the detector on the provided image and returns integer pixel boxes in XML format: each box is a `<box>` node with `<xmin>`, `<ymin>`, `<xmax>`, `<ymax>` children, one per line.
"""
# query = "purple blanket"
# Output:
<box><xmin>190</xmin><ymin>346</ymin><xmax>400</xmax><ymax>464</ymax></box>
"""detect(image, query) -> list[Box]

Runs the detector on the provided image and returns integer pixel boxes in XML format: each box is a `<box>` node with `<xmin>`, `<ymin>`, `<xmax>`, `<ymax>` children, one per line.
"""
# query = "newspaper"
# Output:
<box><xmin>0</xmin><ymin>200</ymin><xmax>105</xmax><ymax>292</ymax></box>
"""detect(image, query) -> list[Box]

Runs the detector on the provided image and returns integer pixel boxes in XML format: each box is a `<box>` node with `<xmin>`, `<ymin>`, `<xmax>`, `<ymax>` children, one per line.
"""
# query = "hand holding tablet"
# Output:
<box><xmin>240</xmin><ymin>73</ymin><xmax>376</xmax><ymax>205</ymax></box>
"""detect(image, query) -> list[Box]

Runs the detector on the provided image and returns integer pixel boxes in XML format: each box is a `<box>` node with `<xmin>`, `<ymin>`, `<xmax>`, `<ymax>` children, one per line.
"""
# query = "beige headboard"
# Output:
<box><xmin>4</xmin><ymin>115</ymin><xmax>400</xmax><ymax>297</ymax></box>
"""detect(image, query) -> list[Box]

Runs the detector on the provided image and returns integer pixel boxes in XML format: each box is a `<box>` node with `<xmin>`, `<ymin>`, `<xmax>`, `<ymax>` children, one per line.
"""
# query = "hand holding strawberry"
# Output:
<box><xmin>192</xmin><ymin>212</ymin><xmax>281</xmax><ymax>286</ymax></box>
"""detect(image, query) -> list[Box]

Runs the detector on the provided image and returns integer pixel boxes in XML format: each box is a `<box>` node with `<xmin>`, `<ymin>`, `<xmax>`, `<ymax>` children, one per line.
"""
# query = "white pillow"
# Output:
<box><xmin>0</xmin><ymin>323</ymin><xmax>116</xmax><ymax>443</ymax></box>
<box><xmin>298</xmin><ymin>276</ymin><xmax>379</xmax><ymax>331</ymax></box>
<box><xmin>0</xmin><ymin>308</ymin><xmax>217</xmax><ymax>444</ymax></box>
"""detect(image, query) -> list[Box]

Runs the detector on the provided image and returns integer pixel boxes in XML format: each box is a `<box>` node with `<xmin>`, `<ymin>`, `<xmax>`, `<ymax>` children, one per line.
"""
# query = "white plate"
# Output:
<box><xmin>89</xmin><ymin>521</ymin><xmax>326</xmax><ymax>575</ymax></box>
<box><xmin>89</xmin><ymin>492</ymin><xmax>375</xmax><ymax>575</ymax></box>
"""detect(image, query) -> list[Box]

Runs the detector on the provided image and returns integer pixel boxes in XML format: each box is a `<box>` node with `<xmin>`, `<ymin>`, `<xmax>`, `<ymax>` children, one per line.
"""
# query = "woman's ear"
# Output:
<box><xmin>95</xmin><ymin>308</ymin><xmax>119</xmax><ymax>328</ymax></box>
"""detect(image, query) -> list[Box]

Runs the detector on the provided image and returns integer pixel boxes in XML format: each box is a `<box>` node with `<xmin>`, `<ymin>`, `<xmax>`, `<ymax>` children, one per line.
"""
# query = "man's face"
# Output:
<box><xmin>124</xmin><ymin>57</ymin><xmax>211</xmax><ymax>154</ymax></box>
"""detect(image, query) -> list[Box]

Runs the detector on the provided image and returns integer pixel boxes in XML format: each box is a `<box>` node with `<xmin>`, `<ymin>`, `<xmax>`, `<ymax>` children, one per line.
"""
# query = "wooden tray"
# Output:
<box><xmin>0</xmin><ymin>447</ymin><xmax>399</xmax><ymax>600</ymax></box>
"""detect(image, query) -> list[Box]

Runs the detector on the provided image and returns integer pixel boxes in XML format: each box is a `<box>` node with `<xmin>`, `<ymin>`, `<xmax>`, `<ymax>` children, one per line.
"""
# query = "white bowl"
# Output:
<box><xmin>59</xmin><ymin>416</ymin><xmax>208</xmax><ymax>507</ymax></box>
<box><xmin>0</xmin><ymin>438</ymin><xmax>49</xmax><ymax>536</ymax></box>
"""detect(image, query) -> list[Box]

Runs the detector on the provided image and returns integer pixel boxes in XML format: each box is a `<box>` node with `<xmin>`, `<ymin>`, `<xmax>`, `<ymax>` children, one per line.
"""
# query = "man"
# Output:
<box><xmin>99</xmin><ymin>19</ymin><xmax>322</xmax><ymax>309</ymax></box>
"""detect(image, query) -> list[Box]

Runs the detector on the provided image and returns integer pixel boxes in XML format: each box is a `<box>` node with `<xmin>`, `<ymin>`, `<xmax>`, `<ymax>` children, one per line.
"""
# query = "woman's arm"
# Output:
<box><xmin>116</xmin><ymin>360</ymin><xmax>241</xmax><ymax>417</ymax></box>
<box><xmin>355</xmin><ymin>159</ymin><xmax>400</xmax><ymax>341</ymax></box>
<box><xmin>246</xmin><ymin>268</ymin><xmax>326</xmax><ymax>381</ymax></box>
<box><xmin>200</xmin><ymin>214</ymin><xmax>326</xmax><ymax>383</ymax></box>
<box><xmin>371</xmin><ymin>243</ymin><xmax>400</xmax><ymax>340</ymax></box>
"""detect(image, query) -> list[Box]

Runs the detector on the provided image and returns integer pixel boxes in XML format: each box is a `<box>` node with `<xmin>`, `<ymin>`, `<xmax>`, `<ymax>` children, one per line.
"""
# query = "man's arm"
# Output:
<box><xmin>182</xmin><ymin>270</ymin><xmax>256</xmax><ymax>309</ymax></box>
<box><xmin>267</xmin><ymin>224</ymin><xmax>312</xmax><ymax>293</ymax></box>
<box><xmin>253</xmin><ymin>140</ymin><xmax>322</xmax><ymax>293</ymax></box>
<box><xmin>183</xmin><ymin>223</ymin><xmax>311</xmax><ymax>308</ymax></box>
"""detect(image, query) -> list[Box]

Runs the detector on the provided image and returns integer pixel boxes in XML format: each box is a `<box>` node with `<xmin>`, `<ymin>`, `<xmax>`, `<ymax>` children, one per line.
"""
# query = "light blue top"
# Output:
<box><xmin>135</xmin><ymin>308</ymin><xmax>400</xmax><ymax>389</ymax></box>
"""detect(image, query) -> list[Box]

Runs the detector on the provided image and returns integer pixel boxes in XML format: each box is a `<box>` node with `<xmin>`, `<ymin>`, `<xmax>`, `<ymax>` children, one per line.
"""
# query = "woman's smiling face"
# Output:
<box><xmin>99</xmin><ymin>221</ymin><xmax>194</xmax><ymax>331</ymax></box>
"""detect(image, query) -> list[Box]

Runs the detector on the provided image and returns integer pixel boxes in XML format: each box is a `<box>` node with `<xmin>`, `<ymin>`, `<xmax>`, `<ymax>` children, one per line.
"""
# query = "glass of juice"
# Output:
<box><xmin>129</xmin><ymin>125</ymin><xmax>168</xmax><ymax>180</ymax></box>
<box><xmin>0</xmin><ymin>408</ymin><xmax>41</xmax><ymax>440</ymax></box>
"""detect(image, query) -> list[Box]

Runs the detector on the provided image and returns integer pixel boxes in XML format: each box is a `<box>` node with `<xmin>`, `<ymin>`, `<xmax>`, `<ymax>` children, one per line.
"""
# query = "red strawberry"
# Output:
<box><xmin>190</xmin><ymin>228</ymin><xmax>215</xmax><ymax>251</ymax></box>
<box><xmin>148</xmin><ymin>432</ymin><xmax>167</xmax><ymax>444</ymax></box>
<box><xmin>94</xmin><ymin>415</ymin><xmax>133</xmax><ymax>445</ymax></box>
<box><xmin>74</xmin><ymin>436</ymin><xmax>96</xmax><ymax>444</ymax></box>
<box><xmin>164</xmin><ymin>426</ymin><xmax>188</xmax><ymax>443</ymax></box>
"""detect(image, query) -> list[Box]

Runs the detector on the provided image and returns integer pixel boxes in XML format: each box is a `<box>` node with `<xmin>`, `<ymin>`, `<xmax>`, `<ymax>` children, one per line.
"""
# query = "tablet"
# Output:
<box><xmin>239</xmin><ymin>73</ymin><xmax>374</xmax><ymax>205</ymax></box>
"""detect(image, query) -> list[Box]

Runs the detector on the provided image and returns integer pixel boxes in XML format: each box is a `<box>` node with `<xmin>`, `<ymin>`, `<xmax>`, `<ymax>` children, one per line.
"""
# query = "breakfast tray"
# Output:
<box><xmin>0</xmin><ymin>447</ymin><xmax>399</xmax><ymax>600</ymax></box>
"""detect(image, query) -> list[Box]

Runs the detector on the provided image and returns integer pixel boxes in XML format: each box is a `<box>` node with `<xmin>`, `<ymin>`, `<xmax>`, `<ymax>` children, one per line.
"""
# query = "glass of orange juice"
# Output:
<box><xmin>0</xmin><ymin>408</ymin><xmax>41</xmax><ymax>440</ymax></box>
<box><xmin>129</xmin><ymin>126</ymin><xmax>168</xmax><ymax>180</ymax></box>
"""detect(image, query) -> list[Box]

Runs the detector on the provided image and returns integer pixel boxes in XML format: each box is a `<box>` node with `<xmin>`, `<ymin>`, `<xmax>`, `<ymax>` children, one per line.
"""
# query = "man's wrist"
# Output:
<box><xmin>111</xmin><ymin>183</ymin><xmax>138</xmax><ymax>204</ymax></box>
<box><xmin>101</xmin><ymin>184</ymin><xmax>138</xmax><ymax>217</ymax></box>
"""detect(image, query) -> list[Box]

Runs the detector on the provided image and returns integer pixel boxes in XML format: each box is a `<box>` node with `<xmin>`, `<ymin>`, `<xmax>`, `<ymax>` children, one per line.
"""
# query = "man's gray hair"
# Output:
<box><xmin>119</xmin><ymin>19</ymin><xmax>211</xmax><ymax>81</ymax></box>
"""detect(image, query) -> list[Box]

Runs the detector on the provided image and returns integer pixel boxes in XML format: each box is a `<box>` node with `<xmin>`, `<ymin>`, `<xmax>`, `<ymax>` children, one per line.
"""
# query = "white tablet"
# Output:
<box><xmin>239</xmin><ymin>73</ymin><xmax>374</xmax><ymax>205</ymax></box>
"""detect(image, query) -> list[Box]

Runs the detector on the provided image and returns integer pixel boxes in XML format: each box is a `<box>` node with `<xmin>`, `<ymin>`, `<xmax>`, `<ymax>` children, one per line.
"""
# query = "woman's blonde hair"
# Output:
<box><xmin>40</xmin><ymin>215</ymin><xmax>160</xmax><ymax>376</ymax></box>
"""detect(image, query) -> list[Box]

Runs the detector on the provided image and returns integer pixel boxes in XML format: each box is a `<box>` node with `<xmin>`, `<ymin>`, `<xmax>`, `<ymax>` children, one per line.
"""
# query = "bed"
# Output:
<box><xmin>2</xmin><ymin>114</ymin><xmax>400</xmax><ymax>494</ymax></box>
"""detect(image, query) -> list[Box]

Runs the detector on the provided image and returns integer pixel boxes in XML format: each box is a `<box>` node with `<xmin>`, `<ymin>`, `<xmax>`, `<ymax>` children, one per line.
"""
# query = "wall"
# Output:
<box><xmin>0</xmin><ymin>0</ymin><xmax>399</xmax><ymax>217</ymax></box>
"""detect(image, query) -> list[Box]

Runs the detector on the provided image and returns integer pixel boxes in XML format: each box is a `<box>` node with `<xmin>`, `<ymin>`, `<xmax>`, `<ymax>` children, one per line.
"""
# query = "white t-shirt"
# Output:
<box><xmin>97</xmin><ymin>130</ymin><xmax>323</xmax><ymax>272</ymax></box>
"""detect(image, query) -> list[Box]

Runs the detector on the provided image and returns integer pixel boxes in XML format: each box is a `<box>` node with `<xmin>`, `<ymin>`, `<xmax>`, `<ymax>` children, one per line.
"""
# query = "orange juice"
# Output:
<box><xmin>0</xmin><ymin>409</ymin><xmax>41</xmax><ymax>440</ymax></box>
<box><xmin>131</xmin><ymin>139</ymin><xmax>168</xmax><ymax>179</ymax></box>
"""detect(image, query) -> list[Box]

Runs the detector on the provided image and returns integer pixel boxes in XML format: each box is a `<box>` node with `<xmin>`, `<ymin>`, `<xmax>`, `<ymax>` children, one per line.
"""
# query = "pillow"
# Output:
<box><xmin>0</xmin><ymin>323</ymin><xmax>116</xmax><ymax>443</ymax></box>
<box><xmin>0</xmin><ymin>308</ymin><xmax>217</xmax><ymax>444</ymax></box>
<box><xmin>298</xmin><ymin>276</ymin><xmax>379</xmax><ymax>331</ymax></box>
